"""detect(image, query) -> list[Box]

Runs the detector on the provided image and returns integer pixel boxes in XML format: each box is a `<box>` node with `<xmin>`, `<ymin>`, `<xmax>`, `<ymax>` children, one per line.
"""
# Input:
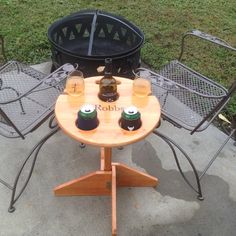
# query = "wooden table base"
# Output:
<box><xmin>54</xmin><ymin>147</ymin><xmax>158</xmax><ymax>236</ymax></box>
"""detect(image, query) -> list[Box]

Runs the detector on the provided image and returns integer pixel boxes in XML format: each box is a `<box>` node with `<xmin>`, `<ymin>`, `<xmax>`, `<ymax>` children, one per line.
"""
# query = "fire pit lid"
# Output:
<box><xmin>48</xmin><ymin>9</ymin><xmax>144</xmax><ymax>59</ymax></box>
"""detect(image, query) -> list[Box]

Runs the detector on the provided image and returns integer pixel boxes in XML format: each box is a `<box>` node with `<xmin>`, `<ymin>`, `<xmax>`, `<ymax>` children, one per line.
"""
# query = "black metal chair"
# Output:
<box><xmin>135</xmin><ymin>30</ymin><xmax>236</xmax><ymax>200</ymax></box>
<box><xmin>0</xmin><ymin>39</ymin><xmax>75</xmax><ymax>212</ymax></box>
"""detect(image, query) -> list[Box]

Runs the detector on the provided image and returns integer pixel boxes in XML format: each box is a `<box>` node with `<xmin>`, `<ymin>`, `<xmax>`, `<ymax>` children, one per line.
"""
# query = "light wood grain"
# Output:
<box><xmin>55</xmin><ymin>76</ymin><xmax>161</xmax><ymax>147</ymax></box>
<box><xmin>114</xmin><ymin>163</ymin><xmax>158</xmax><ymax>187</ymax></box>
<box><xmin>54</xmin><ymin>171</ymin><xmax>111</xmax><ymax>196</ymax></box>
<box><xmin>101</xmin><ymin>147</ymin><xmax>112</xmax><ymax>171</ymax></box>
<box><xmin>112</xmin><ymin>165</ymin><xmax>117</xmax><ymax>236</ymax></box>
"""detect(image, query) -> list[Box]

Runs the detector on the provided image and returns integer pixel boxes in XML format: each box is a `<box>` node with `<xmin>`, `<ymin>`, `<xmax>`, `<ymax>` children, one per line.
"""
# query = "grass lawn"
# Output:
<box><xmin>0</xmin><ymin>0</ymin><xmax>235</xmax><ymax>114</ymax></box>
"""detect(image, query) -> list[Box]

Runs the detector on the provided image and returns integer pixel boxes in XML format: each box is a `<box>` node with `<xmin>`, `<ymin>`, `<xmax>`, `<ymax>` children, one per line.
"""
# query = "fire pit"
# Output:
<box><xmin>48</xmin><ymin>10</ymin><xmax>144</xmax><ymax>78</ymax></box>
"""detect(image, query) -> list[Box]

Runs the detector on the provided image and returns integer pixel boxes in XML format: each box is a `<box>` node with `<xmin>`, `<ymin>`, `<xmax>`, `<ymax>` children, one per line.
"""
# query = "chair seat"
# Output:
<box><xmin>140</xmin><ymin>60</ymin><xmax>229</xmax><ymax>131</ymax></box>
<box><xmin>0</xmin><ymin>61</ymin><xmax>72</xmax><ymax>138</ymax></box>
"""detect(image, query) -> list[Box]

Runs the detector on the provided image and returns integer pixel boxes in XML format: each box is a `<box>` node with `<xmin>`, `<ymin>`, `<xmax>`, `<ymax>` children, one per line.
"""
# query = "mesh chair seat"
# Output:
<box><xmin>140</xmin><ymin>61</ymin><xmax>228</xmax><ymax>131</ymax></box>
<box><xmin>0</xmin><ymin>61</ymin><xmax>74</xmax><ymax>138</ymax></box>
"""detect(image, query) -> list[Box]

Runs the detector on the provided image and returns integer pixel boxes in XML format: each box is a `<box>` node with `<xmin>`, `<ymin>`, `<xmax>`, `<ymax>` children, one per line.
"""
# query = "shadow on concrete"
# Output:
<box><xmin>131</xmin><ymin>140</ymin><xmax>236</xmax><ymax>236</ymax></box>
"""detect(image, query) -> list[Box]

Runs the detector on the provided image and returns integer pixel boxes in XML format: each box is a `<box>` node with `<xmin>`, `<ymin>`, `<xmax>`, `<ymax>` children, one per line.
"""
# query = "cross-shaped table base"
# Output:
<box><xmin>54</xmin><ymin>147</ymin><xmax>158</xmax><ymax>236</ymax></box>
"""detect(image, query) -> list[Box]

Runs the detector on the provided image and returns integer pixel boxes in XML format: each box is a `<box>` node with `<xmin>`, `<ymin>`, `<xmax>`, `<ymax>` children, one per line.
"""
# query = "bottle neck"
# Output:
<box><xmin>104</xmin><ymin>71</ymin><xmax>112</xmax><ymax>78</ymax></box>
<box><xmin>104</xmin><ymin>58</ymin><xmax>113</xmax><ymax>78</ymax></box>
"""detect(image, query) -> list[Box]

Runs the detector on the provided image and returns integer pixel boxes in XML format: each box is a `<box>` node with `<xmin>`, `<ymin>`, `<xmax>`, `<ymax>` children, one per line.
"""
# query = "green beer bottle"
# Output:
<box><xmin>98</xmin><ymin>58</ymin><xmax>119</xmax><ymax>102</ymax></box>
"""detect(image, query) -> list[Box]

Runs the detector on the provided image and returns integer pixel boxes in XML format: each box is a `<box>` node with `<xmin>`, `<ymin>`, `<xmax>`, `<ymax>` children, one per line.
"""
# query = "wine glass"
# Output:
<box><xmin>133</xmin><ymin>69</ymin><xmax>151</xmax><ymax>97</ymax></box>
<box><xmin>65</xmin><ymin>70</ymin><xmax>84</xmax><ymax>97</ymax></box>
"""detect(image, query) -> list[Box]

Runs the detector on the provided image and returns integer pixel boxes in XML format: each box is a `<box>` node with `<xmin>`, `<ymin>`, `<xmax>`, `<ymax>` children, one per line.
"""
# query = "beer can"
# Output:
<box><xmin>120</xmin><ymin>106</ymin><xmax>141</xmax><ymax>131</ymax></box>
<box><xmin>76</xmin><ymin>104</ymin><xmax>99</xmax><ymax>130</ymax></box>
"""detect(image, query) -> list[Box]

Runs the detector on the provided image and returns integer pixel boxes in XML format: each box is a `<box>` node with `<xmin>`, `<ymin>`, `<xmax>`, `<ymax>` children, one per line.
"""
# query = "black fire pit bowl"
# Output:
<box><xmin>48</xmin><ymin>9</ymin><xmax>144</xmax><ymax>78</ymax></box>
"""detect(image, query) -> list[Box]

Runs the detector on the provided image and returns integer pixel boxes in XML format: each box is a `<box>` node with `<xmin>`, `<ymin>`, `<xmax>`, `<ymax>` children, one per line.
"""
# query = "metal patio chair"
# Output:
<box><xmin>0</xmin><ymin>38</ymin><xmax>75</xmax><ymax>212</ymax></box>
<box><xmin>135</xmin><ymin>30</ymin><xmax>236</xmax><ymax>200</ymax></box>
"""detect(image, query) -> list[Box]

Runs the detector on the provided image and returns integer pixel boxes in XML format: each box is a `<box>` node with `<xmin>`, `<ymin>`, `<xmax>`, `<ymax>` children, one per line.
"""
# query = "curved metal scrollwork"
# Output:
<box><xmin>49</xmin><ymin>115</ymin><xmax>58</xmax><ymax>129</ymax></box>
<box><xmin>8</xmin><ymin>127</ymin><xmax>60</xmax><ymax>212</ymax></box>
<box><xmin>152</xmin><ymin>130</ymin><xmax>204</xmax><ymax>200</ymax></box>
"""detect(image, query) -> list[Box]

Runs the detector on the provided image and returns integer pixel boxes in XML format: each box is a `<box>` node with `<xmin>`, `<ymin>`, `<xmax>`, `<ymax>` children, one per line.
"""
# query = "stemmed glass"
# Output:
<box><xmin>133</xmin><ymin>69</ymin><xmax>152</xmax><ymax>97</ymax></box>
<box><xmin>65</xmin><ymin>70</ymin><xmax>84</xmax><ymax>97</ymax></box>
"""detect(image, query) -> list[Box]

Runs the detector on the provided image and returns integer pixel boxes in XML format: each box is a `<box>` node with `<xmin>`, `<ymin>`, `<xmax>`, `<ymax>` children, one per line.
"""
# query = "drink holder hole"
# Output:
<box><xmin>118</xmin><ymin>117</ymin><xmax>142</xmax><ymax>131</ymax></box>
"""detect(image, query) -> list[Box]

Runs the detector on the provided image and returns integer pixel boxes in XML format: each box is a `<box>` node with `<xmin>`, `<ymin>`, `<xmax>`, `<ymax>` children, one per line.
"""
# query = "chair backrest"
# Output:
<box><xmin>0</xmin><ymin>61</ymin><xmax>75</xmax><ymax>139</ymax></box>
<box><xmin>135</xmin><ymin>30</ymin><xmax>236</xmax><ymax>134</ymax></box>
<box><xmin>177</xmin><ymin>30</ymin><xmax>236</xmax><ymax>134</ymax></box>
<box><xmin>164</xmin><ymin>30</ymin><xmax>236</xmax><ymax>134</ymax></box>
<box><xmin>191</xmin><ymin>80</ymin><xmax>236</xmax><ymax>134</ymax></box>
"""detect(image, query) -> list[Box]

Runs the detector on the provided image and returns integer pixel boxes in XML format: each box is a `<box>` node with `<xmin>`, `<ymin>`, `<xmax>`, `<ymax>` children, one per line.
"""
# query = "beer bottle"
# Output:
<box><xmin>98</xmin><ymin>58</ymin><xmax>119</xmax><ymax>102</ymax></box>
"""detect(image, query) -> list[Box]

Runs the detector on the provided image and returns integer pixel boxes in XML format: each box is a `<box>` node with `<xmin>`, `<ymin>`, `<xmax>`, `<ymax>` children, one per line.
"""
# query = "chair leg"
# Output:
<box><xmin>153</xmin><ymin>130</ymin><xmax>204</xmax><ymax>200</ymax></box>
<box><xmin>8</xmin><ymin>127</ymin><xmax>60</xmax><ymax>213</ymax></box>
<box><xmin>199</xmin><ymin>128</ymin><xmax>236</xmax><ymax>180</ymax></box>
<box><xmin>80</xmin><ymin>143</ymin><xmax>86</xmax><ymax>148</ymax></box>
<box><xmin>48</xmin><ymin>115</ymin><xmax>58</xmax><ymax>129</ymax></box>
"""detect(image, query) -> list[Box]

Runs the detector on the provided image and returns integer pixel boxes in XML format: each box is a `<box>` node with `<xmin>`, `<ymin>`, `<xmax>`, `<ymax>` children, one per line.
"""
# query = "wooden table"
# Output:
<box><xmin>54</xmin><ymin>76</ymin><xmax>161</xmax><ymax>235</ymax></box>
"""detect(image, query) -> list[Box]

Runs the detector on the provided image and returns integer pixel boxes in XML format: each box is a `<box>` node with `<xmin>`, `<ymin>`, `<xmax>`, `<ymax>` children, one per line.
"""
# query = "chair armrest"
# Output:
<box><xmin>188</xmin><ymin>30</ymin><xmax>236</xmax><ymax>51</ymax></box>
<box><xmin>0</xmin><ymin>35</ymin><xmax>6</xmax><ymax>65</ymax></box>
<box><xmin>134</xmin><ymin>67</ymin><xmax>227</xmax><ymax>99</ymax></box>
<box><xmin>0</xmin><ymin>62</ymin><xmax>74</xmax><ymax>105</ymax></box>
<box><xmin>179</xmin><ymin>29</ymin><xmax>236</xmax><ymax>61</ymax></box>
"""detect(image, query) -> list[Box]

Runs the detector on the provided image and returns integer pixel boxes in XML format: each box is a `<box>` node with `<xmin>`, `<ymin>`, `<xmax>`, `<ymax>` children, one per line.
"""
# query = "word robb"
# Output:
<box><xmin>95</xmin><ymin>104</ymin><xmax>123</xmax><ymax>111</ymax></box>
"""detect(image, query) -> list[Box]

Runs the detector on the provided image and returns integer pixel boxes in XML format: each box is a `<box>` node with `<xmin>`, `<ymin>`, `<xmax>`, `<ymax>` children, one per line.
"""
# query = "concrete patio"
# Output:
<box><xmin>0</xmin><ymin>62</ymin><xmax>235</xmax><ymax>236</ymax></box>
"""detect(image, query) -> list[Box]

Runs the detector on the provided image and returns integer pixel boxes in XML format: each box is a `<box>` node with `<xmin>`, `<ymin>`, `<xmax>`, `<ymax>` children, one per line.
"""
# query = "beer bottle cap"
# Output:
<box><xmin>79</xmin><ymin>104</ymin><xmax>97</xmax><ymax>120</ymax></box>
<box><xmin>122</xmin><ymin>106</ymin><xmax>140</xmax><ymax>120</ymax></box>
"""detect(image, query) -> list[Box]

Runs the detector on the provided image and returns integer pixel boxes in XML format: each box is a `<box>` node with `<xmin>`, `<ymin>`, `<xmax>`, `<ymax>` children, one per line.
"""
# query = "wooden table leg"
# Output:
<box><xmin>101</xmin><ymin>147</ymin><xmax>112</xmax><ymax>171</ymax></box>
<box><xmin>54</xmin><ymin>147</ymin><xmax>113</xmax><ymax>196</ymax></box>
<box><xmin>112</xmin><ymin>165</ymin><xmax>117</xmax><ymax>236</ymax></box>
<box><xmin>114</xmin><ymin>163</ymin><xmax>158</xmax><ymax>187</ymax></box>
<box><xmin>54</xmin><ymin>171</ymin><xmax>111</xmax><ymax>196</ymax></box>
<box><xmin>54</xmin><ymin>148</ymin><xmax>158</xmax><ymax>236</ymax></box>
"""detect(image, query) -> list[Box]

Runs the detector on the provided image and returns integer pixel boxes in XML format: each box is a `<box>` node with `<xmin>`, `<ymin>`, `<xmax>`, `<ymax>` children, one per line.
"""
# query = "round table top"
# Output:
<box><xmin>55</xmin><ymin>76</ymin><xmax>161</xmax><ymax>147</ymax></box>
